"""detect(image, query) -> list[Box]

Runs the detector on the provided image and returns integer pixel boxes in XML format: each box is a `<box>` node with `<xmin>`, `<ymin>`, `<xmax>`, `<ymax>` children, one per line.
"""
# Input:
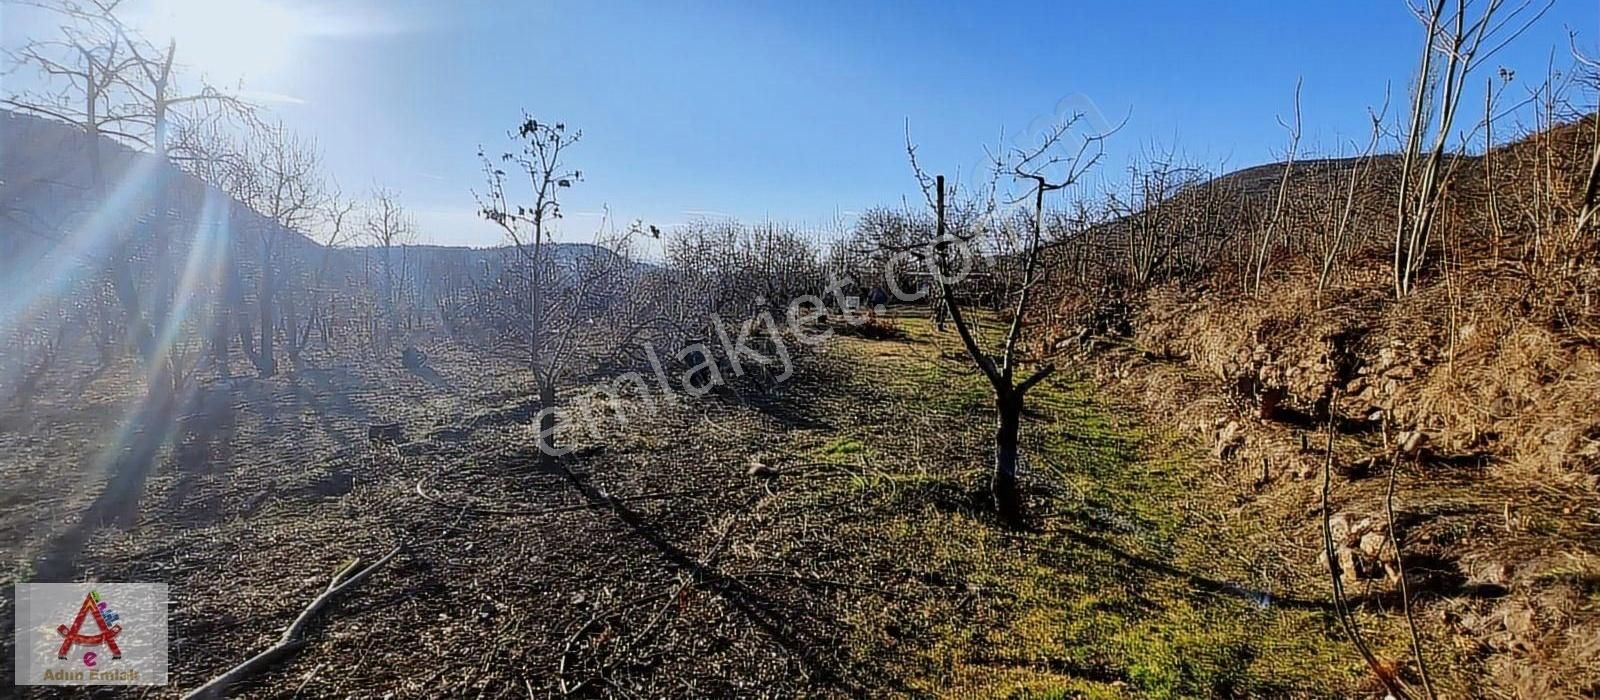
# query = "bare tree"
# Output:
<box><xmin>228</xmin><ymin>121</ymin><xmax>327</xmax><ymax>377</ymax></box>
<box><xmin>3</xmin><ymin>0</ymin><xmax>254</xmax><ymax>390</ymax></box>
<box><xmin>1106</xmin><ymin>147</ymin><xmax>1219</xmax><ymax>289</ymax></box>
<box><xmin>3</xmin><ymin>0</ymin><xmax>145</xmax><ymax>150</ymax></box>
<box><xmin>1316</xmin><ymin>103</ymin><xmax>1386</xmax><ymax>300</ymax></box>
<box><xmin>1393</xmin><ymin>0</ymin><xmax>1552</xmax><ymax>296</ymax></box>
<box><xmin>1249</xmin><ymin>80</ymin><xmax>1303</xmax><ymax>295</ymax></box>
<box><xmin>285</xmin><ymin>183</ymin><xmax>359</xmax><ymax>362</ymax></box>
<box><xmin>363</xmin><ymin>186</ymin><xmax>415</xmax><ymax>344</ymax></box>
<box><xmin>476</xmin><ymin>114</ymin><xmax>583</xmax><ymax>453</ymax></box>
<box><xmin>1565</xmin><ymin>52</ymin><xmax>1600</xmax><ymax>255</ymax></box>
<box><xmin>4</xmin><ymin>0</ymin><xmax>155</xmax><ymax>360</ymax></box>
<box><xmin>904</xmin><ymin>113</ymin><xmax>1111</xmax><ymax>520</ymax></box>
<box><xmin>116</xmin><ymin>33</ymin><xmax>255</xmax><ymax>163</ymax></box>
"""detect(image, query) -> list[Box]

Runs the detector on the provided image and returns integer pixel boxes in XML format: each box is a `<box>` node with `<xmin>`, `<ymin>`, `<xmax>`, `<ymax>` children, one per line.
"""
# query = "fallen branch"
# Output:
<box><xmin>182</xmin><ymin>544</ymin><xmax>403</xmax><ymax>700</ymax></box>
<box><xmin>558</xmin><ymin>592</ymin><xmax>671</xmax><ymax>696</ymax></box>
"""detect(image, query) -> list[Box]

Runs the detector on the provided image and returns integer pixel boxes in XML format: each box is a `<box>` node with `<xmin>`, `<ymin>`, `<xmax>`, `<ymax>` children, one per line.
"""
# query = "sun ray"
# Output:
<box><xmin>0</xmin><ymin>152</ymin><xmax>165</xmax><ymax>341</ymax></box>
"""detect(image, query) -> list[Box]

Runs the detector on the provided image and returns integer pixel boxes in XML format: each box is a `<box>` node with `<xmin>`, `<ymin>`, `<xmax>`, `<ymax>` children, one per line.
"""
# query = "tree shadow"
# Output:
<box><xmin>725</xmin><ymin>388</ymin><xmax>834</xmax><ymax>431</ymax></box>
<box><xmin>31</xmin><ymin>386</ymin><xmax>186</xmax><ymax>582</ymax></box>
<box><xmin>1035</xmin><ymin>525</ymin><xmax>1340</xmax><ymax>612</ymax></box>
<box><xmin>545</xmin><ymin>446</ymin><xmax>876</xmax><ymax>696</ymax></box>
<box><xmin>1036</xmin><ymin>524</ymin><xmax>1505</xmax><ymax>611</ymax></box>
<box><xmin>283</xmin><ymin>367</ymin><xmax>371</xmax><ymax>445</ymax></box>
<box><xmin>406</xmin><ymin>362</ymin><xmax>458</xmax><ymax>393</ymax></box>
<box><xmin>160</xmin><ymin>383</ymin><xmax>240</xmax><ymax>524</ymax></box>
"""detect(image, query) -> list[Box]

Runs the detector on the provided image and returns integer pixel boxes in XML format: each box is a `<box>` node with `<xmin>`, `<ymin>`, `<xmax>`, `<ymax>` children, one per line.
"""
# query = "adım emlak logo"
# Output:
<box><xmin>57</xmin><ymin>590</ymin><xmax>123</xmax><ymax>666</ymax></box>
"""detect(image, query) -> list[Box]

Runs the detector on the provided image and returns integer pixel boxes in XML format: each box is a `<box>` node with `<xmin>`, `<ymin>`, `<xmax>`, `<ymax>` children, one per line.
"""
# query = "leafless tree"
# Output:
<box><xmin>286</xmin><ymin>183</ymin><xmax>359</xmax><ymax>361</ymax></box>
<box><xmin>1104</xmin><ymin>148</ymin><xmax>1219</xmax><ymax>289</ymax></box>
<box><xmin>904</xmin><ymin>112</ymin><xmax>1111</xmax><ymax>520</ymax></box>
<box><xmin>1393</xmin><ymin>0</ymin><xmax>1552</xmax><ymax>297</ymax></box>
<box><xmin>1564</xmin><ymin>51</ymin><xmax>1600</xmax><ymax>256</ymax></box>
<box><xmin>1315</xmin><ymin>106</ymin><xmax>1385</xmax><ymax>299</ymax></box>
<box><xmin>1249</xmin><ymin>80</ymin><xmax>1303</xmax><ymax>295</ymax></box>
<box><xmin>3</xmin><ymin>1</ymin><xmax>144</xmax><ymax>150</ymax></box>
<box><xmin>476</xmin><ymin>114</ymin><xmax>583</xmax><ymax>453</ymax></box>
<box><xmin>363</xmin><ymin>186</ymin><xmax>415</xmax><ymax>344</ymax></box>
<box><xmin>228</xmin><ymin>121</ymin><xmax>327</xmax><ymax>377</ymax></box>
<box><xmin>3</xmin><ymin>0</ymin><xmax>155</xmax><ymax>360</ymax></box>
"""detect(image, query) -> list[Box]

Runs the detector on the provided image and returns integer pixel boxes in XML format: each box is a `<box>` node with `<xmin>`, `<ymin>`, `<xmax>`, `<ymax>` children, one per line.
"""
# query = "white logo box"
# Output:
<box><xmin>13</xmin><ymin>583</ymin><xmax>169</xmax><ymax>686</ymax></box>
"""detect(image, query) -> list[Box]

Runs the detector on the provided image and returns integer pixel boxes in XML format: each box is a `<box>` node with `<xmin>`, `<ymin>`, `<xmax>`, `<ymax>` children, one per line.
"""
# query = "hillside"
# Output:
<box><xmin>0</xmin><ymin>109</ymin><xmax>625</xmax><ymax>343</ymax></box>
<box><xmin>5</xmin><ymin>0</ymin><xmax>1600</xmax><ymax>690</ymax></box>
<box><xmin>1045</xmin><ymin>115</ymin><xmax>1600</xmax><ymax>698</ymax></box>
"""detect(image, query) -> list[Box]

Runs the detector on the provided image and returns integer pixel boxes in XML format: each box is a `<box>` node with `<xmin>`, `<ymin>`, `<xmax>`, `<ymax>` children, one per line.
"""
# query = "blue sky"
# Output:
<box><xmin>6</xmin><ymin>0</ymin><xmax>1599</xmax><ymax>247</ymax></box>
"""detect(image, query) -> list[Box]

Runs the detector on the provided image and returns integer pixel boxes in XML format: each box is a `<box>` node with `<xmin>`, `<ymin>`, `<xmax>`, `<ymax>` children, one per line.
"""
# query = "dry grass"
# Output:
<box><xmin>1056</xmin><ymin>120</ymin><xmax>1600</xmax><ymax>695</ymax></box>
<box><xmin>0</xmin><ymin>307</ymin><xmax>1406</xmax><ymax>699</ymax></box>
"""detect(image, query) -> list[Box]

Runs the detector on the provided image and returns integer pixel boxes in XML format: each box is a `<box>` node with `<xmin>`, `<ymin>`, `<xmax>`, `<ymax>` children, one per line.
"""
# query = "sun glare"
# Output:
<box><xmin>126</xmin><ymin>0</ymin><xmax>320</xmax><ymax>89</ymax></box>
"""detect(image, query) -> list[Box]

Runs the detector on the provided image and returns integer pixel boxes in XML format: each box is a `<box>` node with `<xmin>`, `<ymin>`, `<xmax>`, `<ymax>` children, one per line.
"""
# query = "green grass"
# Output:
<box><xmin>819</xmin><ymin>436</ymin><xmax>868</xmax><ymax>459</ymax></box>
<box><xmin>821</xmin><ymin>313</ymin><xmax>1369</xmax><ymax>698</ymax></box>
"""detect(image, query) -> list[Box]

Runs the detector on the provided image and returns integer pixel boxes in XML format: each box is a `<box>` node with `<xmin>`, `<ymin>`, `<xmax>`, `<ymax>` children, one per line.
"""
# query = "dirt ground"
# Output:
<box><xmin>2</xmin><ymin>312</ymin><xmax>1407</xmax><ymax>698</ymax></box>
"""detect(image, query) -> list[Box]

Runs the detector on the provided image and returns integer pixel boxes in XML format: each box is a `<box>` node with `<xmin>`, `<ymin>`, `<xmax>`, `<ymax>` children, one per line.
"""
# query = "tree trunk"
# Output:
<box><xmin>109</xmin><ymin>252</ymin><xmax>154</xmax><ymax>359</ymax></box>
<box><xmin>993</xmin><ymin>388</ymin><xmax>1023</xmax><ymax>522</ymax></box>
<box><xmin>537</xmin><ymin>380</ymin><xmax>558</xmax><ymax>454</ymax></box>
<box><xmin>256</xmin><ymin>237</ymin><xmax>278</xmax><ymax>378</ymax></box>
<box><xmin>210</xmin><ymin>288</ymin><xmax>233</xmax><ymax>379</ymax></box>
<box><xmin>284</xmin><ymin>284</ymin><xmax>302</xmax><ymax>365</ymax></box>
<box><xmin>382</xmin><ymin>243</ymin><xmax>397</xmax><ymax>343</ymax></box>
<box><xmin>238</xmin><ymin>317</ymin><xmax>258</xmax><ymax>371</ymax></box>
<box><xmin>86</xmin><ymin>91</ymin><xmax>151</xmax><ymax>364</ymax></box>
<box><xmin>257</xmin><ymin>286</ymin><xmax>276</xmax><ymax>377</ymax></box>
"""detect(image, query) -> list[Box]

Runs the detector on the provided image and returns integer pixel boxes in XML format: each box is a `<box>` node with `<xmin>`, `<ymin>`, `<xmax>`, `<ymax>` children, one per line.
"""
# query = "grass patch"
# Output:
<box><xmin>819</xmin><ymin>436</ymin><xmax>867</xmax><ymax>459</ymax></box>
<box><xmin>815</xmin><ymin>312</ymin><xmax>1367</xmax><ymax>698</ymax></box>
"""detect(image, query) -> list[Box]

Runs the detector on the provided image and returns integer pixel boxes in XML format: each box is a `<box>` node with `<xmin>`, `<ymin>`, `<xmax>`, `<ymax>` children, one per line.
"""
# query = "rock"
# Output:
<box><xmin>1318</xmin><ymin>512</ymin><xmax>1398</xmax><ymax>584</ymax></box>
<box><xmin>1397</xmin><ymin>429</ymin><xmax>1430</xmax><ymax>455</ymax></box>
<box><xmin>1377</xmin><ymin>346</ymin><xmax>1399</xmax><ymax>369</ymax></box>
<box><xmin>1359</xmin><ymin>531</ymin><xmax>1388</xmax><ymax>558</ymax></box>
<box><xmin>368</xmin><ymin>422</ymin><xmax>405</xmax><ymax>445</ymax></box>
<box><xmin>1384</xmin><ymin>365</ymin><xmax>1416</xmax><ymax>380</ymax></box>
<box><xmin>1316</xmin><ymin>545</ymin><xmax>1363</xmax><ymax>585</ymax></box>
<box><xmin>429</xmin><ymin>425</ymin><xmax>473</xmax><ymax>443</ymax></box>
<box><xmin>1327</xmin><ymin>512</ymin><xmax>1360</xmax><ymax>546</ymax></box>
<box><xmin>1213</xmin><ymin>421</ymin><xmax>1244</xmax><ymax>460</ymax></box>
<box><xmin>1464</xmin><ymin>558</ymin><xmax>1517</xmax><ymax>588</ymax></box>
<box><xmin>398</xmin><ymin>441</ymin><xmax>438</xmax><ymax>456</ymax></box>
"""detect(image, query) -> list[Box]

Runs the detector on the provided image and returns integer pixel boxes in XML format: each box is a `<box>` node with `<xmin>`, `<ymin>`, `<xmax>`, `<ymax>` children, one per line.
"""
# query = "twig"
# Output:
<box><xmin>415</xmin><ymin>477</ymin><xmax>715</xmax><ymax>516</ymax></box>
<box><xmin>612</xmin><ymin>524</ymin><xmax>738</xmax><ymax>658</ymax></box>
<box><xmin>558</xmin><ymin>591</ymin><xmax>673</xmax><ymax>696</ymax></box>
<box><xmin>182</xmin><ymin>544</ymin><xmax>403</xmax><ymax>700</ymax></box>
<box><xmin>562</xmin><ymin>506</ymin><xmax>752</xmax><ymax>694</ymax></box>
<box><xmin>731</xmin><ymin>571</ymin><xmax>897</xmax><ymax>596</ymax></box>
<box><xmin>1387</xmin><ymin>452</ymin><xmax>1438</xmax><ymax>700</ymax></box>
<box><xmin>289</xmin><ymin>662</ymin><xmax>325</xmax><ymax>699</ymax></box>
<box><xmin>1321</xmin><ymin>394</ymin><xmax>1407</xmax><ymax>700</ymax></box>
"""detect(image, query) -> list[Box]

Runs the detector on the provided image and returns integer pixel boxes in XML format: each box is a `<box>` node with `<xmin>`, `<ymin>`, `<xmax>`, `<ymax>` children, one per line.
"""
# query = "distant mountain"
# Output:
<box><xmin>1199</xmin><ymin>155</ymin><xmax>1400</xmax><ymax>198</ymax></box>
<box><xmin>0</xmin><ymin>109</ymin><xmax>316</xmax><ymax>272</ymax></box>
<box><xmin>0</xmin><ymin>109</ymin><xmax>628</xmax><ymax>305</ymax></box>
